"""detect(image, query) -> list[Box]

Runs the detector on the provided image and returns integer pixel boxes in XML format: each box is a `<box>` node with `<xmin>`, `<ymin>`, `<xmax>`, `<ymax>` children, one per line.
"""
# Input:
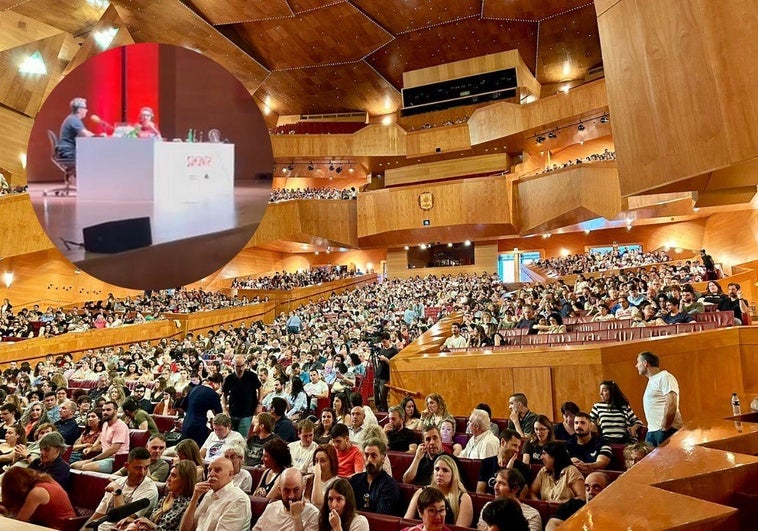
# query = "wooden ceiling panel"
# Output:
<box><xmin>483</xmin><ymin>0</ymin><xmax>592</xmax><ymax>22</ymax></box>
<box><xmin>188</xmin><ymin>0</ymin><xmax>292</xmax><ymax>25</ymax></box>
<box><xmin>367</xmin><ymin>19</ymin><xmax>537</xmax><ymax>88</ymax></box>
<box><xmin>0</xmin><ymin>10</ymin><xmax>65</xmax><ymax>52</ymax></box>
<box><xmin>235</xmin><ymin>3</ymin><xmax>391</xmax><ymax>70</ymax></box>
<box><xmin>537</xmin><ymin>4</ymin><xmax>602</xmax><ymax>84</ymax></box>
<box><xmin>259</xmin><ymin>61</ymin><xmax>401</xmax><ymax>116</ymax></box>
<box><xmin>10</xmin><ymin>0</ymin><xmax>105</xmax><ymax>36</ymax></box>
<box><xmin>352</xmin><ymin>0</ymin><xmax>480</xmax><ymax>34</ymax></box>
<box><xmin>110</xmin><ymin>0</ymin><xmax>269</xmax><ymax>94</ymax></box>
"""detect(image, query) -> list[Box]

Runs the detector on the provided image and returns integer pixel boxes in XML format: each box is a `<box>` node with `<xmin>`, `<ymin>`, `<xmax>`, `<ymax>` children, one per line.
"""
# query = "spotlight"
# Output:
<box><xmin>329</xmin><ymin>163</ymin><xmax>335</xmax><ymax>171</ymax></box>
<box><xmin>547</xmin><ymin>130</ymin><xmax>557</xmax><ymax>139</ymax></box>
<box><xmin>577</xmin><ymin>122</ymin><xmax>585</xmax><ymax>132</ymax></box>
<box><xmin>307</xmin><ymin>162</ymin><xmax>314</xmax><ymax>171</ymax></box>
<box><xmin>536</xmin><ymin>136</ymin><xmax>545</xmax><ymax>144</ymax></box>
<box><xmin>600</xmin><ymin>114</ymin><xmax>609</xmax><ymax>124</ymax></box>
<box><xmin>287</xmin><ymin>163</ymin><xmax>294</xmax><ymax>171</ymax></box>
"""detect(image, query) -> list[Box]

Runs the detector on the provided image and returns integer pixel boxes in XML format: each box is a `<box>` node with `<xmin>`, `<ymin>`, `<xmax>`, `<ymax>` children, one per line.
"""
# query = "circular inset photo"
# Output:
<box><xmin>26</xmin><ymin>43</ymin><xmax>273</xmax><ymax>290</ymax></box>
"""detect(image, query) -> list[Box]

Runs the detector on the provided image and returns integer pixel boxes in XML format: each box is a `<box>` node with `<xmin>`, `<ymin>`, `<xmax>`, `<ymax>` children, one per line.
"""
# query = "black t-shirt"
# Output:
<box><xmin>245</xmin><ymin>433</ymin><xmax>277</xmax><ymax>466</ymax></box>
<box><xmin>387</xmin><ymin>427</ymin><xmax>417</xmax><ymax>452</ymax></box>
<box><xmin>222</xmin><ymin>370</ymin><xmax>261</xmax><ymax>417</ymax></box>
<box><xmin>718</xmin><ymin>296</ymin><xmax>745</xmax><ymax>321</ymax></box>
<box><xmin>376</xmin><ymin>344</ymin><xmax>398</xmax><ymax>380</ymax></box>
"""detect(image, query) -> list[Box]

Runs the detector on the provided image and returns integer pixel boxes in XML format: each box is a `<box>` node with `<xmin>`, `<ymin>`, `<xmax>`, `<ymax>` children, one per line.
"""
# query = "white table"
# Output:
<box><xmin>76</xmin><ymin>137</ymin><xmax>235</xmax><ymax>204</ymax></box>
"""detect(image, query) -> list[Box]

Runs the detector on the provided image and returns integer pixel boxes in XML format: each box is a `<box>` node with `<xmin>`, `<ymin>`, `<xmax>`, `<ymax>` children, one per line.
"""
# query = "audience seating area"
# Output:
<box><xmin>271</xmin><ymin>122</ymin><xmax>367</xmax><ymax>135</ymax></box>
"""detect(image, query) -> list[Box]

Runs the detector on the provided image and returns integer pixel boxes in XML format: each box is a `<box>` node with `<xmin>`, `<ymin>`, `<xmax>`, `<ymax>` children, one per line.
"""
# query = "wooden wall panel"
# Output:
<box><xmin>0</xmin><ymin>106</ymin><xmax>33</xmax><ymax>185</ymax></box>
<box><xmin>0</xmin><ymin>194</ymin><xmax>54</xmax><ymax>257</ymax></box>
<box><xmin>597</xmin><ymin>0</ymin><xmax>758</xmax><ymax>196</ymax></box>
<box><xmin>386</xmin><ymin>243</ymin><xmax>497</xmax><ymax>279</ymax></box>
<box><xmin>515</xmin><ymin>164</ymin><xmax>623</xmax><ymax>233</ymax></box>
<box><xmin>385</xmin><ymin>153</ymin><xmax>509</xmax><ymax>187</ymax></box>
<box><xmin>702</xmin><ymin>210</ymin><xmax>758</xmax><ymax>275</ymax></box>
<box><xmin>404</xmin><ymin>124</ymin><xmax>472</xmax><ymax>158</ymax></box>
<box><xmin>0</xmin><ymin>247</ymin><xmax>141</xmax><ymax>309</ymax></box>
<box><xmin>739</xmin><ymin>327</ymin><xmax>758</xmax><ymax>394</ymax></box>
<box><xmin>358</xmin><ymin>176</ymin><xmax>512</xmax><ymax>238</ymax></box>
<box><xmin>0</xmin><ymin>320</ymin><xmax>179</xmax><ymax>365</ymax></box>
<box><xmin>249</xmin><ymin>200</ymin><xmax>358</xmax><ymax>249</ymax></box>
<box><xmin>468</xmin><ymin>79</ymin><xmax>608</xmax><ymax>146</ymax></box>
<box><xmin>209</xmin><ymin>248</ymin><xmax>285</xmax><ymax>287</ymax></box>
<box><xmin>0</xmin><ymin>10</ymin><xmax>64</xmax><ymax>50</ymax></box>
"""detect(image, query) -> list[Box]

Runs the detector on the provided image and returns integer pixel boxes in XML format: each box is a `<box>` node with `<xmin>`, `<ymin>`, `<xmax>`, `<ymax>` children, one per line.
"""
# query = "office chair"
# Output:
<box><xmin>44</xmin><ymin>129</ymin><xmax>76</xmax><ymax>196</ymax></box>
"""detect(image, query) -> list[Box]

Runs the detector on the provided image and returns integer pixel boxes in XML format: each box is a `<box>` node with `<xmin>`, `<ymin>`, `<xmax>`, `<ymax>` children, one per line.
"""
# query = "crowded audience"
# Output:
<box><xmin>269</xmin><ymin>187</ymin><xmax>358</xmax><ymax>203</ymax></box>
<box><xmin>231</xmin><ymin>267</ymin><xmax>361</xmax><ymax>290</ymax></box>
<box><xmin>532</xmin><ymin>149</ymin><xmax>616</xmax><ymax>176</ymax></box>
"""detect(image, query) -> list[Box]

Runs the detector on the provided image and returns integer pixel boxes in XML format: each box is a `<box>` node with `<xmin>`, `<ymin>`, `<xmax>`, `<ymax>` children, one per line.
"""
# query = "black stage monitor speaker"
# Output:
<box><xmin>83</xmin><ymin>217</ymin><xmax>152</xmax><ymax>254</ymax></box>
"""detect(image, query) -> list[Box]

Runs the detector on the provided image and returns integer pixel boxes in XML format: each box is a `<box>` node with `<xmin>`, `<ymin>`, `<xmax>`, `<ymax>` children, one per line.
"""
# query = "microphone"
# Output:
<box><xmin>86</xmin><ymin>498</ymin><xmax>151</xmax><ymax>528</ymax></box>
<box><xmin>90</xmin><ymin>114</ymin><xmax>114</xmax><ymax>131</ymax></box>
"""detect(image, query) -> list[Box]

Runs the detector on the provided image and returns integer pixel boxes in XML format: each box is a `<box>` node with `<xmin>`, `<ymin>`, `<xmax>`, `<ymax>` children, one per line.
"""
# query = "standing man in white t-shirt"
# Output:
<box><xmin>636</xmin><ymin>351</ymin><xmax>683</xmax><ymax>447</ymax></box>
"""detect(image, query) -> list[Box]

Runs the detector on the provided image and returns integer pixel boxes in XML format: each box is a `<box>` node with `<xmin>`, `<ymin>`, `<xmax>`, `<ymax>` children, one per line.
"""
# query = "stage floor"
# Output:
<box><xmin>29</xmin><ymin>179</ymin><xmax>271</xmax><ymax>288</ymax></box>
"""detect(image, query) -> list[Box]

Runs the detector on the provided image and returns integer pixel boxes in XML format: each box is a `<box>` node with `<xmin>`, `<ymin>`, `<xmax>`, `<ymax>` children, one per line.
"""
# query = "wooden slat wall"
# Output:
<box><xmin>0</xmin><ymin>320</ymin><xmax>180</xmax><ymax>364</ymax></box>
<box><xmin>384</xmin><ymin>153</ymin><xmax>509</xmax><ymax>187</ymax></box>
<box><xmin>0</xmin><ymin>107</ymin><xmax>34</xmax><ymax>185</ymax></box>
<box><xmin>514</xmin><ymin>163</ymin><xmax>623</xmax><ymax>233</ymax></box>
<box><xmin>249</xmin><ymin>200</ymin><xmax>358</xmax><ymax>248</ymax></box>
<box><xmin>385</xmin><ymin>242</ymin><xmax>497</xmax><ymax>279</ymax></box>
<box><xmin>358</xmin><ymin>176</ymin><xmax>512</xmax><ymax>238</ymax></box>
<box><xmin>0</xmin><ymin>194</ymin><xmax>54</xmax><ymax>257</ymax></box>
<box><xmin>597</xmin><ymin>0</ymin><xmax>758</xmax><ymax>196</ymax></box>
<box><xmin>404</xmin><ymin>124</ymin><xmax>472</xmax><ymax>158</ymax></box>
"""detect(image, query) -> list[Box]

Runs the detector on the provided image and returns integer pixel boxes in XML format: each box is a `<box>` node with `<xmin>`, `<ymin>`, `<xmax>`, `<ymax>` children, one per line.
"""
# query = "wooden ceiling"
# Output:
<box><xmin>1</xmin><ymin>1</ymin><xmax>601</xmax><ymax>116</ymax></box>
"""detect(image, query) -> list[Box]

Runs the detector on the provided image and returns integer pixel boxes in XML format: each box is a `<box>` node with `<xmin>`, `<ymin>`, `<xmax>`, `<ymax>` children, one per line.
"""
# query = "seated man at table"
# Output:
<box><xmin>57</xmin><ymin>97</ymin><xmax>94</xmax><ymax>161</ymax></box>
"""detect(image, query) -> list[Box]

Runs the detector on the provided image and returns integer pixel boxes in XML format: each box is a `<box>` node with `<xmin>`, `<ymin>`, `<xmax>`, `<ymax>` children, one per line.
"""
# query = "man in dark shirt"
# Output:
<box><xmin>565</xmin><ymin>412</ymin><xmax>612</xmax><ymax>474</ymax></box>
<box><xmin>719</xmin><ymin>282</ymin><xmax>750</xmax><ymax>325</ymax></box>
<box><xmin>29</xmin><ymin>432</ymin><xmax>70</xmax><ymax>488</ymax></box>
<box><xmin>373</xmin><ymin>333</ymin><xmax>397</xmax><ymax>412</ymax></box>
<box><xmin>515</xmin><ymin>306</ymin><xmax>539</xmax><ymax>335</ymax></box>
<box><xmin>56</xmin><ymin>97</ymin><xmax>94</xmax><ymax>160</ymax></box>
<box><xmin>181</xmin><ymin>373</ymin><xmax>223</xmax><ymax>447</ymax></box>
<box><xmin>402</xmin><ymin>425</ymin><xmax>459</xmax><ymax>486</ymax></box>
<box><xmin>383</xmin><ymin>405</ymin><xmax>417</xmax><ymax>452</ymax></box>
<box><xmin>662</xmin><ymin>298</ymin><xmax>695</xmax><ymax>325</ymax></box>
<box><xmin>349</xmin><ymin>438</ymin><xmax>400</xmax><ymax>515</ymax></box>
<box><xmin>54</xmin><ymin>399</ymin><xmax>80</xmax><ymax>446</ymax></box>
<box><xmin>88</xmin><ymin>374</ymin><xmax>110</xmax><ymax>402</ymax></box>
<box><xmin>222</xmin><ymin>354</ymin><xmax>261</xmax><ymax>438</ymax></box>
<box><xmin>270</xmin><ymin>397</ymin><xmax>297</xmax><ymax>442</ymax></box>
<box><xmin>132</xmin><ymin>384</ymin><xmax>154</xmax><ymax>414</ymax></box>
<box><xmin>245</xmin><ymin>412</ymin><xmax>278</xmax><ymax>466</ymax></box>
<box><xmin>507</xmin><ymin>393</ymin><xmax>539</xmax><ymax>437</ymax></box>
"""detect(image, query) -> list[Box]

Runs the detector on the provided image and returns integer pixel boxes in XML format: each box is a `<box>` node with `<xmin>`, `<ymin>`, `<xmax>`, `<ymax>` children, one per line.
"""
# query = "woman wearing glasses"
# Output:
<box><xmin>522</xmin><ymin>415</ymin><xmax>554</xmax><ymax>465</ymax></box>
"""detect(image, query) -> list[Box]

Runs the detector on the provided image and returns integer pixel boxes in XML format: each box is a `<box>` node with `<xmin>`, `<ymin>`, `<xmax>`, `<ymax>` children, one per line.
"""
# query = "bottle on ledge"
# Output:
<box><xmin>731</xmin><ymin>392</ymin><xmax>741</xmax><ymax>416</ymax></box>
<box><xmin>186</xmin><ymin>128</ymin><xmax>193</xmax><ymax>142</ymax></box>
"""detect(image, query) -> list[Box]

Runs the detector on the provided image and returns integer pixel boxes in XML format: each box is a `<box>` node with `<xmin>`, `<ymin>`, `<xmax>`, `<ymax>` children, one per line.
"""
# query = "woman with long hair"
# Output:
<box><xmin>124</xmin><ymin>362</ymin><xmax>141</xmax><ymax>381</ymax></box>
<box><xmin>315</xmin><ymin>408</ymin><xmax>336</xmax><ymax>444</ymax></box>
<box><xmin>175</xmin><ymin>439</ymin><xmax>205</xmax><ymax>481</ymax></box>
<box><xmin>421</xmin><ymin>393</ymin><xmax>451</xmax><ymax>427</ymax></box>
<box><xmin>253</xmin><ymin>438</ymin><xmax>292</xmax><ymax>499</ymax></box>
<box><xmin>401</xmin><ymin>397</ymin><xmax>423</xmax><ymax>431</ymax></box>
<box><xmin>153</xmin><ymin>386</ymin><xmax>178</xmax><ymax>416</ymax></box>
<box><xmin>404</xmin><ymin>455</ymin><xmax>473</xmax><ymax>527</ymax></box>
<box><xmin>122</xmin><ymin>460</ymin><xmax>197</xmax><ymax>531</ymax></box>
<box><xmin>522</xmin><ymin>415</ymin><xmax>555</xmax><ymax>464</ymax></box>
<box><xmin>319</xmin><ymin>477</ymin><xmax>369</xmax><ymax>531</ymax></box>
<box><xmin>332</xmin><ymin>392</ymin><xmax>350</xmax><ymax>424</ymax></box>
<box><xmin>554</xmin><ymin>402</ymin><xmax>579</xmax><ymax>441</ymax></box>
<box><xmin>287</xmin><ymin>377</ymin><xmax>309</xmax><ymax>421</ymax></box>
<box><xmin>309</xmin><ymin>444</ymin><xmax>339</xmax><ymax>507</ymax></box>
<box><xmin>19</xmin><ymin>401</ymin><xmax>49</xmax><ymax>441</ymax></box>
<box><xmin>0</xmin><ymin>424</ymin><xmax>26</xmax><ymax>465</ymax></box>
<box><xmin>590</xmin><ymin>380</ymin><xmax>643</xmax><ymax>442</ymax></box>
<box><xmin>69</xmin><ymin>408</ymin><xmax>103</xmax><ymax>463</ymax></box>
<box><xmin>0</xmin><ymin>467</ymin><xmax>76</xmax><ymax>529</ymax></box>
<box><xmin>530</xmin><ymin>442</ymin><xmax>585</xmax><ymax>502</ymax></box>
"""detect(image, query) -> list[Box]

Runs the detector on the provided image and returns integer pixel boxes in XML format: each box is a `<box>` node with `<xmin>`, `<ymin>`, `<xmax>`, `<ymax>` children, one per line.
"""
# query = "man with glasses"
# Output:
<box><xmin>544</xmin><ymin>472</ymin><xmax>610</xmax><ymax>531</ymax></box>
<box><xmin>56</xmin><ymin>97</ymin><xmax>94</xmax><ymax>162</ymax></box>
<box><xmin>132</xmin><ymin>384</ymin><xmax>154</xmax><ymax>413</ymax></box>
<box><xmin>222</xmin><ymin>354</ymin><xmax>261</xmax><ymax>438</ymax></box>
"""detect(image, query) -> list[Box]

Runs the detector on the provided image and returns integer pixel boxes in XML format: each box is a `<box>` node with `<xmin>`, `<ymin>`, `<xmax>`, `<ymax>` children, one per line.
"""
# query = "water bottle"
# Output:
<box><xmin>731</xmin><ymin>393</ymin><xmax>741</xmax><ymax>416</ymax></box>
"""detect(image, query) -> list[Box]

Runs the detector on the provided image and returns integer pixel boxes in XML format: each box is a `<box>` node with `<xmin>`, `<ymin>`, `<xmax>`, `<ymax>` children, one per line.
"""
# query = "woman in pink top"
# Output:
<box><xmin>0</xmin><ymin>467</ymin><xmax>76</xmax><ymax>530</ymax></box>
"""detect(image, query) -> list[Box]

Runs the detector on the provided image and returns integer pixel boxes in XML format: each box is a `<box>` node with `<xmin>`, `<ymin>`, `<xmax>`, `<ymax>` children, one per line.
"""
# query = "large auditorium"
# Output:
<box><xmin>1</xmin><ymin>1</ymin><xmax>757</xmax><ymax>530</ymax></box>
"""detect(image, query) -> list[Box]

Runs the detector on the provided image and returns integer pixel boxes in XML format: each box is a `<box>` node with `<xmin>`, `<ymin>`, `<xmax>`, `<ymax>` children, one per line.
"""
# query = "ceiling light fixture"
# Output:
<box><xmin>547</xmin><ymin>130</ymin><xmax>557</xmax><ymax>139</ymax></box>
<box><xmin>600</xmin><ymin>114</ymin><xmax>609</xmax><ymax>124</ymax></box>
<box><xmin>577</xmin><ymin>121</ymin><xmax>585</xmax><ymax>132</ymax></box>
<box><xmin>307</xmin><ymin>162</ymin><xmax>314</xmax><ymax>171</ymax></box>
